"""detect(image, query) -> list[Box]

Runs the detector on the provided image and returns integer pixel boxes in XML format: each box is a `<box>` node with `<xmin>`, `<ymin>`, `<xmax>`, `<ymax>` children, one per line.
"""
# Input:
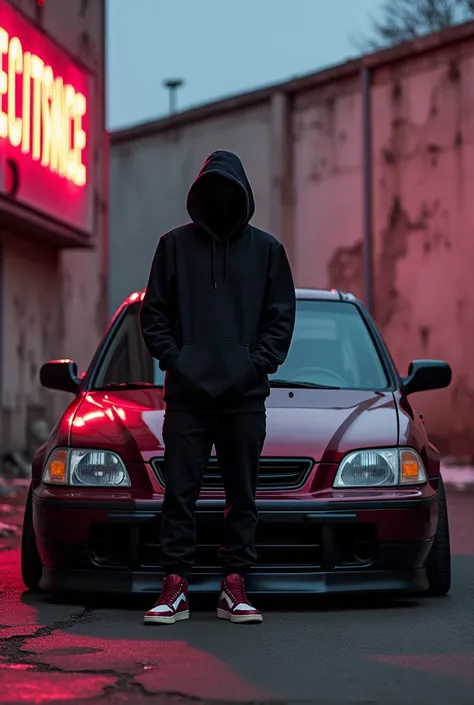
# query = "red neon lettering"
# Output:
<box><xmin>0</xmin><ymin>26</ymin><xmax>87</xmax><ymax>187</ymax></box>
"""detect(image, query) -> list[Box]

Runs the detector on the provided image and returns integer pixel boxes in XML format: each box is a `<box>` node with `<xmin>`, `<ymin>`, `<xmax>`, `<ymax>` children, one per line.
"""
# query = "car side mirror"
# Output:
<box><xmin>402</xmin><ymin>360</ymin><xmax>452</xmax><ymax>395</ymax></box>
<box><xmin>40</xmin><ymin>359</ymin><xmax>81</xmax><ymax>394</ymax></box>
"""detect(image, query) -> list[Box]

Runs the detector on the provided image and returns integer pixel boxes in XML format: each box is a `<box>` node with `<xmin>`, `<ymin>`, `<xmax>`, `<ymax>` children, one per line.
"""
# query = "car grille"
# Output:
<box><xmin>88</xmin><ymin>519</ymin><xmax>378</xmax><ymax>571</ymax></box>
<box><xmin>89</xmin><ymin>518</ymin><xmax>323</xmax><ymax>569</ymax></box>
<box><xmin>141</xmin><ymin>518</ymin><xmax>323</xmax><ymax>568</ymax></box>
<box><xmin>151</xmin><ymin>457</ymin><xmax>314</xmax><ymax>491</ymax></box>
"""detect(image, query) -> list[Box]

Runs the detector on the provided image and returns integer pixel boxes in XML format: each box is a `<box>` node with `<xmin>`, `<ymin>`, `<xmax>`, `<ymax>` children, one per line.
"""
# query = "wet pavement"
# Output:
<box><xmin>0</xmin><ymin>485</ymin><xmax>473</xmax><ymax>705</ymax></box>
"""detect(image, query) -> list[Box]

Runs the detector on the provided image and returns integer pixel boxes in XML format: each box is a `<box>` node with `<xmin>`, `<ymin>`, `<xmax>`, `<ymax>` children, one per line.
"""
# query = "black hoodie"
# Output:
<box><xmin>140</xmin><ymin>150</ymin><xmax>296</xmax><ymax>411</ymax></box>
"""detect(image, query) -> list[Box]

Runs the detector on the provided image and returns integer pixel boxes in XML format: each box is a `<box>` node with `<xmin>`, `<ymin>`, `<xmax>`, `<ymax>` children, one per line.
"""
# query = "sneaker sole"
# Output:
<box><xmin>144</xmin><ymin>610</ymin><xmax>190</xmax><ymax>625</ymax></box>
<box><xmin>217</xmin><ymin>608</ymin><xmax>263</xmax><ymax>624</ymax></box>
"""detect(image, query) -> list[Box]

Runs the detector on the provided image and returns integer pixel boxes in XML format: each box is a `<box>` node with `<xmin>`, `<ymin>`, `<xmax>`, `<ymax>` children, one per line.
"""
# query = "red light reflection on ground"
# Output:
<box><xmin>0</xmin><ymin>671</ymin><xmax>116</xmax><ymax>703</ymax></box>
<box><xmin>0</xmin><ymin>663</ymin><xmax>35</xmax><ymax>670</ymax></box>
<box><xmin>0</xmin><ymin>548</ymin><xmax>269</xmax><ymax>703</ymax></box>
<box><xmin>21</xmin><ymin>632</ymin><xmax>270</xmax><ymax>701</ymax></box>
<box><xmin>0</xmin><ymin>550</ymin><xmax>46</xmax><ymax>639</ymax></box>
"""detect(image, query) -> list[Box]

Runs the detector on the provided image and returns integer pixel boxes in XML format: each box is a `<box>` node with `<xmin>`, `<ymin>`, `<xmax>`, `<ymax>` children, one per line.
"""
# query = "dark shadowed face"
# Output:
<box><xmin>194</xmin><ymin>173</ymin><xmax>247</xmax><ymax>239</ymax></box>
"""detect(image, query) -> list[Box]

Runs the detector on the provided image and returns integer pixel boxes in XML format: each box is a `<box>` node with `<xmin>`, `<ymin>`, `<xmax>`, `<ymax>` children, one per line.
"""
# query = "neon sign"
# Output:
<box><xmin>0</xmin><ymin>0</ymin><xmax>93</xmax><ymax>236</ymax></box>
<box><xmin>0</xmin><ymin>27</ymin><xmax>87</xmax><ymax>187</ymax></box>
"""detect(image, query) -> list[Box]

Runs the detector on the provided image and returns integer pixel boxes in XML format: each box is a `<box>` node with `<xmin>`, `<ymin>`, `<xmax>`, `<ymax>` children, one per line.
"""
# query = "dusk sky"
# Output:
<box><xmin>106</xmin><ymin>0</ymin><xmax>383</xmax><ymax>130</ymax></box>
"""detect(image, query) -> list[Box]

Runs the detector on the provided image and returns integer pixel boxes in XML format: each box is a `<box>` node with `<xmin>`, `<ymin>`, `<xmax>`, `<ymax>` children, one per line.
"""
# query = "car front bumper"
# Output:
<box><xmin>32</xmin><ymin>491</ymin><xmax>438</xmax><ymax>595</ymax></box>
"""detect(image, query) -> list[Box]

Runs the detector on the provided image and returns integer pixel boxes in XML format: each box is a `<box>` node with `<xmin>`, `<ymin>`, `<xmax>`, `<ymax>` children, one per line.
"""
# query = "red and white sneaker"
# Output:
<box><xmin>217</xmin><ymin>574</ymin><xmax>263</xmax><ymax>624</ymax></box>
<box><xmin>144</xmin><ymin>574</ymin><xmax>190</xmax><ymax>625</ymax></box>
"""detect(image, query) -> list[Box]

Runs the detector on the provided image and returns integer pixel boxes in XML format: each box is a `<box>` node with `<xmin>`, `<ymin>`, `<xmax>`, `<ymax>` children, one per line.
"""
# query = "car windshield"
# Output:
<box><xmin>91</xmin><ymin>299</ymin><xmax>389</xmax><ymax>391</ymax></box>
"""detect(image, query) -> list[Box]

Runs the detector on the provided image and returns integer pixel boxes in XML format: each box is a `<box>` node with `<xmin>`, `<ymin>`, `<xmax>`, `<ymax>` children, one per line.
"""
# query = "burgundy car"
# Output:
<box><xmin>21</xmin><ymin>289</ymin><xmax>452</xmax><ymax>597</ymax></box>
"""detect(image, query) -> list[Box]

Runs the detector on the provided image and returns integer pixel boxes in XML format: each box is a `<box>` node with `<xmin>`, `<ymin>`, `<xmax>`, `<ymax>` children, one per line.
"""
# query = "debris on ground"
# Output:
<box><xmin>1</xmin><ymin>451</ymin><xmax>31</xmax><ymax>478</ymax></box>
<box><xmin>0</xmin><ymin>522</ymin><xmax>19</xmax><ymax>538</ymax></box>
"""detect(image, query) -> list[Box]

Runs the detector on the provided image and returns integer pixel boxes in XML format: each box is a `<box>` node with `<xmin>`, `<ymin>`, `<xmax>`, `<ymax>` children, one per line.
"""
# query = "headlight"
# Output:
<box><xmin>333</xmin><ymin>448</ymin><xmax>427</xmax><ymax>488</ymax></box>
<box><xmin>42</xmin><ymin>448</ymin><xmax>131</xmax><ymax>487</ymax></box>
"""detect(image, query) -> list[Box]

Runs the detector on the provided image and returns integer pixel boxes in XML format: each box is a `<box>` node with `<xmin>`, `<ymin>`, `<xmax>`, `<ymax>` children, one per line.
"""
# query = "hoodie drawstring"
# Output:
<box><xmin>212</xmin><ymin>239</ymin><xmax>230</xmax><ymax>288</ymax></box>
<box><xmin>212</xmin><ymin>239</ymin><xmax>217</xmax><ymax>289</ymax></box>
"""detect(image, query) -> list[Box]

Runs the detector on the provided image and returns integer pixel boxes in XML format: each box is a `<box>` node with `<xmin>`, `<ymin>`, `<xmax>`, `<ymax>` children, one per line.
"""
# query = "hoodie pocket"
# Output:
<box><xmin>173</xmin><ymin>343</ymin><xmax>257</xmax><ymax>399</ymax></box>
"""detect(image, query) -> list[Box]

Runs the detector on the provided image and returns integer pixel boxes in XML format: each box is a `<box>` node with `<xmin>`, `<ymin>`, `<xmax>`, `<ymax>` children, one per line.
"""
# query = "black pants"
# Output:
<box><xmin>160</xmin><ymin>410</ymin><xmax>266</xmax><ymax>579</ymax></box>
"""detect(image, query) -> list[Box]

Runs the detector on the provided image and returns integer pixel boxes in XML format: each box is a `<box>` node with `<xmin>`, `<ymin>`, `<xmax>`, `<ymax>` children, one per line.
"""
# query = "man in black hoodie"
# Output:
<box><xmin>140</xmin><ymin>150</ymin><xmax>295</xmax><ymax>625</ymax></box>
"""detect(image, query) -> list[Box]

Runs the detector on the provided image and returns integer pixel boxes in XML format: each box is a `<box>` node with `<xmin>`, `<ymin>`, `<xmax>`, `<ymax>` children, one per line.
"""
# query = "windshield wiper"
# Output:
<box><xmin>270</xmin><ymin>379</ymin><xmax>341</xmax><ymax>389</ymax></box>
<box><xmin>93</xmin><ymin>382</ymin><xmax>162</xmax><ymax>391</ymax></box>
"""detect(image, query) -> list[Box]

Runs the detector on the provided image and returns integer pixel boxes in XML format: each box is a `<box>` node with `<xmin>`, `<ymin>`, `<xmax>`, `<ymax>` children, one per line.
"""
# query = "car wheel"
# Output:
<box><xmin>425</xmin><ymin>476</ymin><xmax>451</xmax><ymax>596</ymax></box>
<box><xmin>21</xmin><ymin>486</ymin><xmax>43</xmax><ymax>592</ymax></box>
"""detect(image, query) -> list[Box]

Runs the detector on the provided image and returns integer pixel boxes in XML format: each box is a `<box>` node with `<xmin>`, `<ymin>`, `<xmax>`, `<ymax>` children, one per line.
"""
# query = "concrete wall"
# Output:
<box><xmin>110</xmin><ymin>26</ymin><xmax>474</xmax><ymax>457</ymax></box>
<box><xmin>1</xmin><ymin>0</ymin><xmax>106</xmax><ymax>452</ymax></box>
<box><xmin>0</xmin><ymin>238</ymin><xmax>61</xmax><ymax>450</ymax></box>
<box><xmin>290</xmin><ymin>77</ymin><xmax>364</xmax><ymax>298</ymax></box>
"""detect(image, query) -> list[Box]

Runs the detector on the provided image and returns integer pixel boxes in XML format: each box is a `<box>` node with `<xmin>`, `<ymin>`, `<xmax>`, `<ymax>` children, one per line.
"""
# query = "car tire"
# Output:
<box><xmin>425</xmin><ymin>476</ymin><xmax>451</xmax><ymax>596</ymax></box>
<box><xmin>21</xmin><ymin>486</ymin><xmax>43</xmax><ymax>592</ymax></box>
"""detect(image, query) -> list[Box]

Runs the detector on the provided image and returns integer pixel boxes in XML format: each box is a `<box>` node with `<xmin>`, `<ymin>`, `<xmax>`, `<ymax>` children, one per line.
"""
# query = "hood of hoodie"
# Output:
<box><xmin>186</xmin><ymin>150</ymin><xmax>255</xmax><ymax>242</ymax></box>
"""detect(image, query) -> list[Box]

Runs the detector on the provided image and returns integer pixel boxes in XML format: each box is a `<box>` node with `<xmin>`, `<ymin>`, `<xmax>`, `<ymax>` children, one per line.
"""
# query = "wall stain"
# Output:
<box><xmin>419</xmin><ymin>325</ymin><xmax>431</xmax><ymax>348</ymax></box>
<box><xmin>456</xmin><ymin>297</ymin><xmax>469</xmax><ymax>322</ymax></box>
<box><xmin>377</xmin><ymin>197</ymin><xmax>450</xmax><ymax>328</ymax></box>
<box><xmin>391</xmin><ymin>82</ymin><xmax>402</xmax><ymax>103</ymax></box>
<box><xmin>448</xmin><ymin>58</ymin><xmax>461</xmax><ymax>83</ymax></box>
<box><xmin>376</xmin><ymin>197</ymin><xmax>428</xmax><ymax>329</ymax></box>
<box><xmin>327</xmin><ymin>241</ymin><xmax>363</xmax><ymax>299</ymax></box>
<box><xmin>383</xmin><ymin>148</ymin><xmax>396</xmax><ymax>165</ymax></box>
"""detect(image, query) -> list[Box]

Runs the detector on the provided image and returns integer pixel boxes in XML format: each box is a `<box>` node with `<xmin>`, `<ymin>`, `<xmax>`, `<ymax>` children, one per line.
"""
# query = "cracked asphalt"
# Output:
<box><xmin>1</xmin><ymin>484</ymin><xmax>474</xmax><ymax>705</ymax></box>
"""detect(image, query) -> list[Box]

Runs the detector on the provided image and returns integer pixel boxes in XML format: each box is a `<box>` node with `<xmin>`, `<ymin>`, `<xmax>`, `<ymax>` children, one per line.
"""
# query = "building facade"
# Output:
<box><xmin>0</xmin><ymin>0</ymin><xmax>107</xmax><ymax>454</ymax></box>
<box><xmin>110</xmin><ymin>23</ymin><xmax>474</xmax><ymax>457</ymax></box>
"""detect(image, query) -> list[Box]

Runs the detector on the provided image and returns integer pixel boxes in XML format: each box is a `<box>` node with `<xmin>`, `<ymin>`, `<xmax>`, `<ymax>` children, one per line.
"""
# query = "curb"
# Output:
<box><xmin>441</xmin><ymin>465</ymin><xmax>474</xmax><ymax>489</ymax></box>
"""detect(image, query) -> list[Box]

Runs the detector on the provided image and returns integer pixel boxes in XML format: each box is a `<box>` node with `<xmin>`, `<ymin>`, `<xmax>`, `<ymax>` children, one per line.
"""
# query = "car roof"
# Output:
<box><xmin>122</xmin><ymin>288</ymin><xmax>360</xmax><ymax>308</ymax></box>
<box><xmin>295</xmin><ymin>288</ymin><xmax>359</xmax><ymax>303</ymax></box>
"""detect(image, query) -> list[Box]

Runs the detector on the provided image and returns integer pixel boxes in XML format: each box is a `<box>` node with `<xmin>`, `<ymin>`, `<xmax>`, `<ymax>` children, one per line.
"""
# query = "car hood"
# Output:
<box><xmin>69</xmin><ymin>388</ymin><xmax>399</xmax><ymax>463</ymax></box>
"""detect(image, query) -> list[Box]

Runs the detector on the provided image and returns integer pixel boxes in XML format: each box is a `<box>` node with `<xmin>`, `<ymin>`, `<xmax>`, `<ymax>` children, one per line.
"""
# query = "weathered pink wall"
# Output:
<box><xmin>288</xmin><ymin>34</ymin><xmax>474</xmax><ymax>456</ymax></box>
<box><xmin>370</xmin><ymin>41</ymin><xmax>474</xmax><ymax>456</ymax></box>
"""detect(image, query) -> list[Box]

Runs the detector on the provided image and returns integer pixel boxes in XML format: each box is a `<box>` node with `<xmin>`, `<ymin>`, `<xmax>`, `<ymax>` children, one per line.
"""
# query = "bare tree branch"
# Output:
<box><xmin>360</xmin><ymin>0</ymin><xmax>474</xmax><ymax>50</ymax></box>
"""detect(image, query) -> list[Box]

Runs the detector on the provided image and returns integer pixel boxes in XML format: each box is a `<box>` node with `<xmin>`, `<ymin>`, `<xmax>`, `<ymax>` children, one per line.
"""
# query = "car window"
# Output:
<box><xmin>91</xmin><ymin>299</ymin><xmax>389</xmax><ymax>391</ymax></box>
<box><xmin>270</xmin><ymin>300</ymin><xmax>388</xmax><ymax>389</ymax></box>
<box><xmin>93</xmin><ymin>303</ymin><xmax>154</xmax><ymax>387</ymax></box>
